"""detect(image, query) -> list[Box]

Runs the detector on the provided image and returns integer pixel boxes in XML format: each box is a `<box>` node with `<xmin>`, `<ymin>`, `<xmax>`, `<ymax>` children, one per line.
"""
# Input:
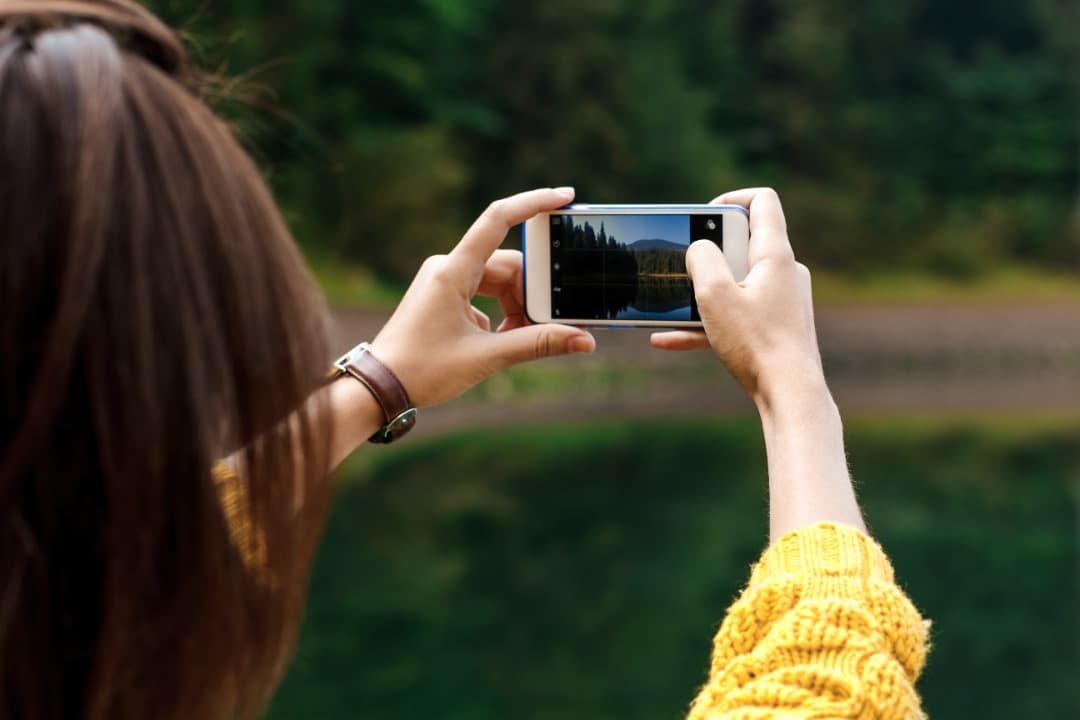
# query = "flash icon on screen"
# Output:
<box><xmin>706</xmin><ymin>219</ymin><xmax>717</xmax><ymax>231</ymax></box>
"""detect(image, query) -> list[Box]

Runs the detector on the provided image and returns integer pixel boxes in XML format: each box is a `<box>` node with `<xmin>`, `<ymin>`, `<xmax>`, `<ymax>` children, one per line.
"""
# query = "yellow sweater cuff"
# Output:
<box><xmin>748</xmin><ymin>522</ymin><xmax>896</xmax><ymax>591</ymax></box>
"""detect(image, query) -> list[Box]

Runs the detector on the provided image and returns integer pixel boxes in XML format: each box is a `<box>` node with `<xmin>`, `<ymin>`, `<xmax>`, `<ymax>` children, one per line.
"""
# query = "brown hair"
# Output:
<box><xmin>0</xmin><ymin>1</ymin><xmax>334</xmax><ymax>718</ymax></box>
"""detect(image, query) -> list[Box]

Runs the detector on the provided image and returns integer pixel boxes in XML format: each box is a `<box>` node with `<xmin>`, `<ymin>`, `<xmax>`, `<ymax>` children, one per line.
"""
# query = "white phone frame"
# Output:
<box><xmin>523</xmin><ymin>204</ymin><xmax>750</xmax><ymax>328</ymax></box>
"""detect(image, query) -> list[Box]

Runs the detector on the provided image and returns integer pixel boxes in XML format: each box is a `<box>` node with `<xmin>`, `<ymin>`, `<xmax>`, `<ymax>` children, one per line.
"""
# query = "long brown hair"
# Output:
<box><xmin>0</xmin><ymin>1</ymin><xmax>335</xmax><ymax>718</ymax></box>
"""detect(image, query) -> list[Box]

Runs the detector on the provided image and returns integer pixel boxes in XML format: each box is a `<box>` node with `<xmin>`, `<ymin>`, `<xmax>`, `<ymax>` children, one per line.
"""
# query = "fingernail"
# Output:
<box><xmin>569</xmin><ymin>335</ymin><xmax>594</xmax><ymax>354</ymax></box>
<box><xmin>554</xmin><ymin>186</ymin><xmax>575</xmax><ymax>198</ymax></box>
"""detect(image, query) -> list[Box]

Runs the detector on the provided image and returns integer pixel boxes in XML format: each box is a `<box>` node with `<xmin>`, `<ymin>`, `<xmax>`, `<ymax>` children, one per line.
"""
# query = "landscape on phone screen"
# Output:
<box><xmin>549</xmin><ymin>213</ymin><xmax>723</xmax><ymax>322</ymax></box>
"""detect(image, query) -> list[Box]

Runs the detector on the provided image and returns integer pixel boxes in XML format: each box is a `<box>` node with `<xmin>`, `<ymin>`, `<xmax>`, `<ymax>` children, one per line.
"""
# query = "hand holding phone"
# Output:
<box><xmin>523</xmin><ymin>204</ymin><xmax>750</xmax><ymax>328</ymax></box>
<box><xmin>651</xmin><ymin>189</ymin><xmax>862</xmax><ymax>541</ymax></box>
<box><xmin>369</xmin><ymin>188</ymin><xmax>596</xmax><ymax>408</ymax></box>
<box><xmin>651</xmin><ymin>188</ymin><xmax>825</xmax><ymax>407</ymax></box>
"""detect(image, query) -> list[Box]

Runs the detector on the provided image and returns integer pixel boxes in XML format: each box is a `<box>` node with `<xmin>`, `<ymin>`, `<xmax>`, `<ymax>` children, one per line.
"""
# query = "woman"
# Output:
<box><xmin>0</xmin><ymin>1</ymin><xmax>928</xmax><ymax>718</ymax></box>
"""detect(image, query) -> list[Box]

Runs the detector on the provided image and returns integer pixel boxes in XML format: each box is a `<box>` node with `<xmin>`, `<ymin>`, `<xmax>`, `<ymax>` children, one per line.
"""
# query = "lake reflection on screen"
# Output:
<box><xmin>556</xmin><ymin>275</ymin><xmax>695</xmax><ymax>322</ymax></box>
<box><xmin>616</xmin><ymin>275</ymin><xmax>694</xmax><ymax>320</ymax></box>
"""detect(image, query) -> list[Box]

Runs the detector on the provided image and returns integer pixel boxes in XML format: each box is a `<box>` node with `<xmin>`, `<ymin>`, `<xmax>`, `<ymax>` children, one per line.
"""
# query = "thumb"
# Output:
<box><xmin>686</xmin><ymin>239</ymin><xmax>735</xmax><ymax>289</ymax></box>
<box><xmin>686</xmin><ymin>240</ymin><xmax>737</xmax><ymax>323</ymax></box>
<box><xmin>488</xmin><ymin>324</ymin><xmax>596</xmax><ymax>369</ymax></box>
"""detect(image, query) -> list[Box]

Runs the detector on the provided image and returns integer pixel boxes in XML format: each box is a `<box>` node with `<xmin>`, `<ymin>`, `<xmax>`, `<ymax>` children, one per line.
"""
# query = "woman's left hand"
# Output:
<box><xmin>369</xmin><ymin>187</ymin><xmax>596</xmax><ymax>407</ymax></box>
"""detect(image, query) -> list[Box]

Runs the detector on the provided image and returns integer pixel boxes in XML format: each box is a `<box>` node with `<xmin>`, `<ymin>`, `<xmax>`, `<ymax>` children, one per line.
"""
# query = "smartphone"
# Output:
<box><xmin>523</xmin><ymin>204</ymin><xmax>750</xmax><ymax>328</ymax></box>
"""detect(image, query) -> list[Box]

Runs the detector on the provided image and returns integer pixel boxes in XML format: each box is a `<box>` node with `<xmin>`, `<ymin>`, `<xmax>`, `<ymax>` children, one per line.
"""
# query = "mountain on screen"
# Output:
<box><xmin>628</xmin><ymin>238</ymin><xmax>685</xmax><ymax>252</ymax></box>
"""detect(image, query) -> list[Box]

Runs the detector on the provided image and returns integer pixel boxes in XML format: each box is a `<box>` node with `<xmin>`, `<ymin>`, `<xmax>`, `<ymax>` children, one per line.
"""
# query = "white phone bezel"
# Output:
<box><xmin>523</xmin><ymin>204</ymin><xmax>749</xmax><ymax>327</ymax></box>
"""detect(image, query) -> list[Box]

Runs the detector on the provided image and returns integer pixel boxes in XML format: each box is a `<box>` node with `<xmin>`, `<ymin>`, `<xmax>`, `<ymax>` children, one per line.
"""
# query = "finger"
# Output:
<box><xmin>710</xmin><ymin>187</ymin><xmax>792</xmax><ymax>266</ymax></box>
<box><xmin>710</xmin><ymin>187</ymin><xmax>787</xmax><ymax>235</ymax></box>
<box><xmin>476</xmin><ymin>249</ymin><xmax>525</xmax><ymax>307</ymax></box>
<box><xmin>497</xmin><ymin>313</ymin><xmax>529</xmax><ymax>333</ymax></box>
<box><xmin>485</xmin><ymin>324</ymin><xmax>595</xmax><ymax>370</ymax></box>
<box><xmin>650</xmin><ymin>331</ymin><xmax>711</xmax><ymax>352</ymax></box>
<box><xmin>686</xmin><ymin>241</ymin><xmax>738</xmax><ymax>330</ymax></box>
<box><xmin>471</xmin><ymin>306</ymin><xmax>492</xmax><ymax>332</ymax></box>
<box><xmin>450</xmin><ymin>187</ymin><xmax>575</xmax><ymax>276</ymax></box>
<box><xmin>477</xmin><ymin>250</ymin><xmax>528</xmax><ymax>321</ymax></box>
<box><xmin>686</xmin><ymin>239</ymin><xmax>735</xmax><ymax>291</ymax></box>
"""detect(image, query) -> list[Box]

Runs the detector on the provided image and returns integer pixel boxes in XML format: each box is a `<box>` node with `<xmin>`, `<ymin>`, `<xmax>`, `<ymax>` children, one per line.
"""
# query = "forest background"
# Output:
<box><xmin>149</xmin><ymin>0</ymin><xmax>1079</xmax><ymax>292</ymax></box>
<box><xmin>145</xmin><ymin>2</ymin><xmax>1080</xmax><ymax>718</ymax></box>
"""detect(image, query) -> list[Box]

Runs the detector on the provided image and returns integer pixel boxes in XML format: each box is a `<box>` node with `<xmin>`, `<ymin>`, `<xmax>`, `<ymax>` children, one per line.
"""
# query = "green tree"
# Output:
<box><xmin>144</xmin><ymin>0</ymin><xmax>1079</xmax><ymax>281</ymax></box>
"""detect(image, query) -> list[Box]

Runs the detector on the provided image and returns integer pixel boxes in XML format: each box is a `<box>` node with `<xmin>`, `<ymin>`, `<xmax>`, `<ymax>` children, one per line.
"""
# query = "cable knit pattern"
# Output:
<box><xmin>687</xmin><ymin>523</ymin><xmax>929</xmax><ymax>719</ymax></box>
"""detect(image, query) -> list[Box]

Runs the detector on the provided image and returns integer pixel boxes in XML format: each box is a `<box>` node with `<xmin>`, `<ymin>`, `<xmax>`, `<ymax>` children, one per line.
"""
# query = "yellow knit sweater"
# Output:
<box><xmin>686</xmin><ymin>522</ymin><xmax>929</xmax><ymax>719</ymax></box>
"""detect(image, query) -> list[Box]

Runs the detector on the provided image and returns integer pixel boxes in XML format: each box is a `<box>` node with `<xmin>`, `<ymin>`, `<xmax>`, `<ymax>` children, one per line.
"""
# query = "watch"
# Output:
<box><xmin>332</xmin><ymin>342</ymin><xmax>417</xmax><ymax>444</ymax></box>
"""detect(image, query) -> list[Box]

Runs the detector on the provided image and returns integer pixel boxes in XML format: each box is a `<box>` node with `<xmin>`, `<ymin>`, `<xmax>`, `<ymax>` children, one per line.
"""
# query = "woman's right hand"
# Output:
<box><xmin>650</xmin><ymin>188</ymin><xmax>827</xmax><ymax>410</ymax></box>
<box><xmin>654</xmin><ymin>188</ymin><xmax>864</xmax><ymax>540</ymax></box>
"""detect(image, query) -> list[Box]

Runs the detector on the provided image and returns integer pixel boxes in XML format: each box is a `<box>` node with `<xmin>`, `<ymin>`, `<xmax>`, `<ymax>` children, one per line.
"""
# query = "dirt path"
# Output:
<box><xmin>332</xmin><ymin>302</ymin><xmax>1080</xmax><ymax>436</ymax></box>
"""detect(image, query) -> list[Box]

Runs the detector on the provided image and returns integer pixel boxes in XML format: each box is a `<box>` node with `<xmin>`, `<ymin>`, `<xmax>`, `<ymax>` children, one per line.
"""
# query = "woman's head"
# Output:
<box><xmin>0</xmin><ymin>1</ymin><xmax>333</xmax><ymax>718</ymax></box>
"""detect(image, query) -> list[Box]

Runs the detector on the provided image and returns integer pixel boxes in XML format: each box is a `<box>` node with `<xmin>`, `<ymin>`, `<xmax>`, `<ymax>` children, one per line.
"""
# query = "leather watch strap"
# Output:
<box><xmin>333</xmin><ymin>342</ymin><xmax>417</xmax><ymax>444</ymax></box>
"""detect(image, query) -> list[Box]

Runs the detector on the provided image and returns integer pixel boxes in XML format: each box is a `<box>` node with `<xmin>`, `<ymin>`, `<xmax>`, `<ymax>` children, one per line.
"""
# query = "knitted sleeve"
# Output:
<box><xmin>686</xmin><ymin>522</ymin><xmax>929</xmax><ymax>719</ymax></box>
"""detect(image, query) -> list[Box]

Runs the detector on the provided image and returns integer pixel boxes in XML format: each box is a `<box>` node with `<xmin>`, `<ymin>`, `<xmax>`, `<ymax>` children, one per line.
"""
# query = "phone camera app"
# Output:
<box><xmin>550</xmin><ymin>212</ymin><xmax>725</xmax><ymax>323</ymax></box>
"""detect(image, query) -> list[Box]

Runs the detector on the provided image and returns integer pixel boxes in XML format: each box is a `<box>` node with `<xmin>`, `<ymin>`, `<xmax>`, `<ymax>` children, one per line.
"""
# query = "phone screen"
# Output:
<box><xmin>548</xmin><ymin>213</ymin><xmax>723</xmax><ymax>322</ymax></box>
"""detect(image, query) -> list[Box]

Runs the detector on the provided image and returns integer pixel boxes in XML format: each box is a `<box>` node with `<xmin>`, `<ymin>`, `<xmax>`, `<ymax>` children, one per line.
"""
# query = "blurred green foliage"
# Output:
<box><xmin>146</xmin><ymin>0</ymin><xmax>1080</xmax><ymax>282</ymax></box>
<box><xmin>267</xmin><ymin>418</ymin><xmax>1079</xmax><ymax>720</ymax></box>
<box><xmin>127</xmin><ymin>5</ymin><xmax>1080</xmax><ymax>716</ymax></box>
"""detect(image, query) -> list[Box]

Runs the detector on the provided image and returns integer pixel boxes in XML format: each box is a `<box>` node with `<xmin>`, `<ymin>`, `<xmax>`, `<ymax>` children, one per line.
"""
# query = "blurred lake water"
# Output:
<box><xmin>268</xmin><ymin>302</ymin><xmax>1080</xmax><ymax>720</ymax></box>
<box><xmin>270</xmin><ymin>418</ymin><xmax>1079</xmax><ymax>720</ymax></box>
<box><xmin>332</xmin><ymin>302</ymin><xmax>1080</xmax><ymax>426</ymax></box>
